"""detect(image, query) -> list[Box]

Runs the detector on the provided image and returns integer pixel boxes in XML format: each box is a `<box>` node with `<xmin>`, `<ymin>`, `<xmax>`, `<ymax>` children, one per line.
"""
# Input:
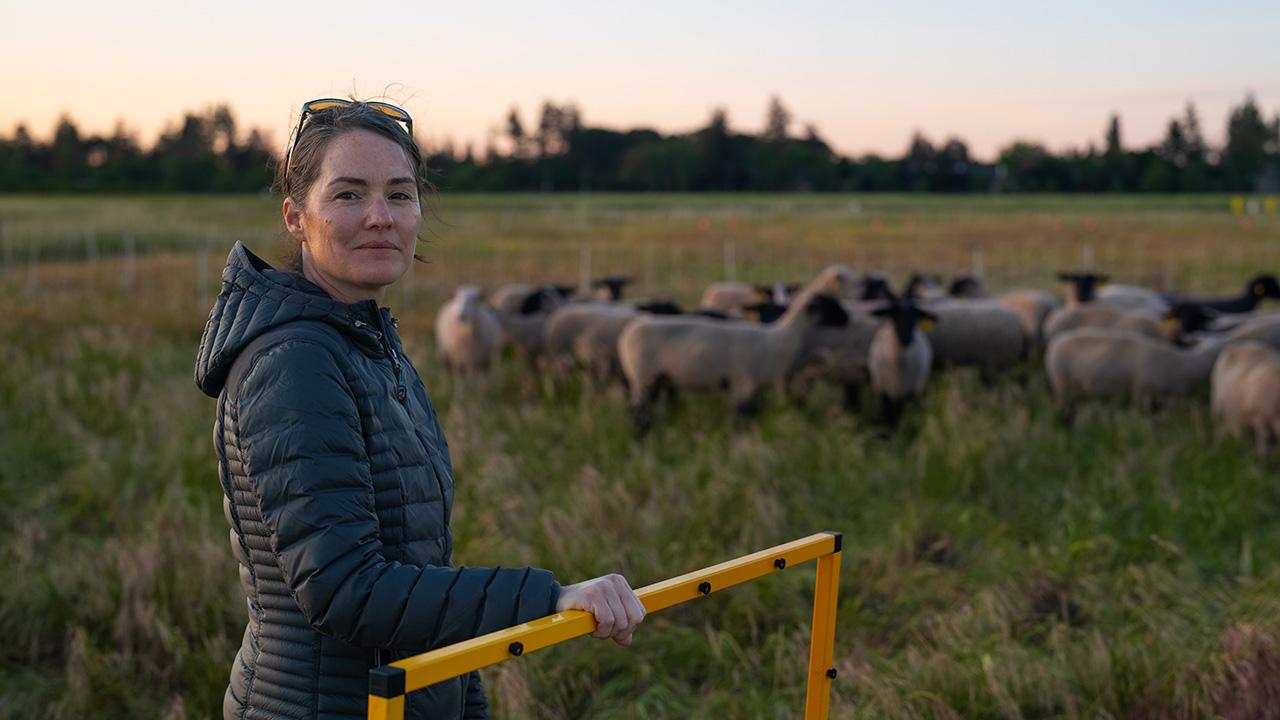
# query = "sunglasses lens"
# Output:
<box><xmin>369</xmin><ymin>103</ymin><xmax>410</xmax><ymax>121</ymax></box>
<box><xmin>303</xmin><ymin>100</ymin><xmax>350</xmax><ymax>113</ymax></box>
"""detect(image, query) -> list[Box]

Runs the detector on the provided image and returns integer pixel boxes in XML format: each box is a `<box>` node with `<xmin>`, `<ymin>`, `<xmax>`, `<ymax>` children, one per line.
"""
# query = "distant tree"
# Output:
<box><xmin>1222</xmin><ymin>94</ymin><xmax>1270</xmax><ymax>190</ymax></box>
<box><xmin>1105</xmin><ymin>114</ymin><xmax>1123</xmax><ymax>156</ymax></box>
<box><xmin>1103</xmin><ymin>113</ymin><xmax>1127</xmax><ymax>191</ymax></box>
<box><xmin>1160</xmin><ymin>119</ymin><xmax>1187</xmax><ymax>166</ymax></box>
<box><xmin>506</xmin><ymin>108</ymin><xmax>527</xmax><ymax>159</ymax></box>
<box><xmin>763</xmin><ymin>96</ymin><xmax>791</xmax><ymax>142</ymax></box>
<box><xmin>938</xmin><ymin>138</ymin><xmax>972</xmax><ymax>192</ymax></box>
<box><xmin>51</xmin><ymin>115</ymin><xmax>86</xmax><ymax>190</ymax></box>
<box><xmin>1182</xmin><ymin>102</ymin><xmax>1206</xmax><ymax>162</ymax></box>
<box><xmin>696</xmin><ymin>108</ymin><xmax>737</xmax><ymax>190</ymax></box>
<box><xmin>903</xmin><ymin>132</ymin><xmax>937</xmax><ymax>191</ymax></box>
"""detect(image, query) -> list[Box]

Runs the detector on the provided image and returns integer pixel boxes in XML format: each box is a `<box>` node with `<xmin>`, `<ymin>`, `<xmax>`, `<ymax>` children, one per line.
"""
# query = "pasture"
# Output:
<box><xmin>2</xmin><ymin>193</ymin><xmax>1279</xmax><ymax>719</ymax></box>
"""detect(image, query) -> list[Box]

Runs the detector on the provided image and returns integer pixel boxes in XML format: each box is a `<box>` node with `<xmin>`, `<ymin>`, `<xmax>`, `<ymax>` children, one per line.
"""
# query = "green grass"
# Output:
<box><xmin>1</xmin><ymin>194</ymin><xmax>1279</xmax><ymax>718</ymax></box>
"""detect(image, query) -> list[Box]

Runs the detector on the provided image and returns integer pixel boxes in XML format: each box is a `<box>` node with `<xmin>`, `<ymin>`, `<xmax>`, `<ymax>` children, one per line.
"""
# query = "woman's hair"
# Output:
<box><xmin>271</xmin><ymin>99</ymin><xmax>433</xmax><ymax>273</ymax></box>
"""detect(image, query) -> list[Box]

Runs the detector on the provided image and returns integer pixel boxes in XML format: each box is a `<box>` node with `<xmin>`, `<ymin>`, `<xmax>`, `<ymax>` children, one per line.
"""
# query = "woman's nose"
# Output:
<box><xmin>365</xmin><ymin>197</ymin><xmax>394</xmax><ymax>228</ymax></box>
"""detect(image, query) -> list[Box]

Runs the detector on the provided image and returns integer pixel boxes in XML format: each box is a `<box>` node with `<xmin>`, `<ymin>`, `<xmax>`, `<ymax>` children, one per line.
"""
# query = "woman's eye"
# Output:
<box><xmin>390</xmin><ymin>192</ymin><xmax>414</xmax><ymax>201</ymax></box>
<box><xmin>335</xmin><ymin>191</ymin><xmax>358</xmax><ymax>200</ymax></box>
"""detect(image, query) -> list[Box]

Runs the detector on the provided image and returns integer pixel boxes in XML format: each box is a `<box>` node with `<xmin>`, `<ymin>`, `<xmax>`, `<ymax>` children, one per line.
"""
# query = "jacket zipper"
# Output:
<box><xmin>352</xmin><ymin>312</ymin><xmax>408</xmax><ymax>405</ymax></box>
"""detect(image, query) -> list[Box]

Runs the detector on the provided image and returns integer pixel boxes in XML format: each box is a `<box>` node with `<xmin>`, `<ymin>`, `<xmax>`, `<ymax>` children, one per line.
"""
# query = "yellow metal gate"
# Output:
<box><xmin>368</xmin><ymin>531</ymin><xmax>842</xmax><ymax>719</ymax></box>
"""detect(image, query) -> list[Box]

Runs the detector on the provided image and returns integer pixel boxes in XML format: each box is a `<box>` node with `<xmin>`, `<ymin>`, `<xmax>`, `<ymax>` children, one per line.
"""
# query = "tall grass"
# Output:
<box><xmin>1</xmin><ymin>195</ymin><xmax>1279</xmax><ymax>718</ymax></box>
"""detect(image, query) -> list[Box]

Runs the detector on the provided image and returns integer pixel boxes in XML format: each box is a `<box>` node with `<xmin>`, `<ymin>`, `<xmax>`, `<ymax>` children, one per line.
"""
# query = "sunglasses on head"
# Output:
<box><xmin>283</xmin><ymin>98</ymin><xmax>414</xmax><ymax>184</ymax></box>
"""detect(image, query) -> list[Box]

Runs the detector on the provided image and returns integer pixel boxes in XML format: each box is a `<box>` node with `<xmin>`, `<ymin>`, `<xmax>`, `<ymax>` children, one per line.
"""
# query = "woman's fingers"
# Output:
<box><xmin>602</xmin><ymin>584</ymin><xmax>629</xmax><ymax>640</ymax></box>
<box><xmin>556</xmin><ymin>574</ymin><xmax>646</xmax><ymax>644</ymax></box>
<box><xmin>590</xmin><ymin>588</ymin><xmax>617</xmax><ymax>638</ymax></box>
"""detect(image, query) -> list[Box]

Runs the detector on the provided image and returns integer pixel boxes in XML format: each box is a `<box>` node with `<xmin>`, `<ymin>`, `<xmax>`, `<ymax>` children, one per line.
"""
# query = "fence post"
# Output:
<box><xmin>26</xmin><ymin>233</ymin><xmax>40</xmax><ymax>294</ymax></box>
<box><xmin>804</xmin><ymin>535</ymin><xmax>842</xmax><ymax>720</ymax></box>
<box><xmin>0</xmin><ymin>221</ymin><xmax>10</xmax><ymax>270</ymax></box>
<box><xmin>579</xmin><ymin>245</ymin><xmax>592</xmax><ymax>295</ymax></box>
<box><xmin>123</xmin><ymin>234</ymin><xmax>136</xmax><ymax>289</ymax></box>
<box><xmin>196</xmin><ymin>237</ymin><xmax>210</xmax><ymax>308</ymax></box>
<box><xmin>84</xmin><ymin>226</ymin><xmax>98</xmax><ymax>264</ymax></box>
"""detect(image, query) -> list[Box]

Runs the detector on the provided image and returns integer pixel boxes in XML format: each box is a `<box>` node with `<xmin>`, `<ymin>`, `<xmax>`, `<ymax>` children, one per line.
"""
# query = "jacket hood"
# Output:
<box><xmin>194</xmin><ymin>241</ymin><xmax>397</xmax><ymax>397</ymax></box>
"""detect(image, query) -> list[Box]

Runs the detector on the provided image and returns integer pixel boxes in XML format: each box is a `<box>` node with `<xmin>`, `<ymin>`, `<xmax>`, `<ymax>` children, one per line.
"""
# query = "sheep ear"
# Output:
<box><xmin>870</xmin><ymin>304</ymin><xmax>892</xmax><ymax>317</ymax></box>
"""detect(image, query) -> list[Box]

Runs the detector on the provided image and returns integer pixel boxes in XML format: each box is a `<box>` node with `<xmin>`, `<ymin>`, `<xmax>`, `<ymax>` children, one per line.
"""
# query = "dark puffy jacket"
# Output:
<box><xmin>195</xmin><ymin>242</ymin><xmax>559</xmax><ymax>719</ymax></box>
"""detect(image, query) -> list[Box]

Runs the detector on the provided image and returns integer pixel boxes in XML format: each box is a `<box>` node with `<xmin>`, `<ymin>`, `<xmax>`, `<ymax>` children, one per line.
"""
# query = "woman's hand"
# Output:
<box><xmin>555</xmin><ymin>574</ymin><xmax>646</xmax><ymax>647</ymax></box>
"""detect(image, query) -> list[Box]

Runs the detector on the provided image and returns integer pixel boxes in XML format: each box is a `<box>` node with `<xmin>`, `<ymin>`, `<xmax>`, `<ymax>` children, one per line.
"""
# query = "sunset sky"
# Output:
<box><xmin>4</xmin><ymin>1</ymin><xmax>1278</xmax><ymax>161</ymax></box>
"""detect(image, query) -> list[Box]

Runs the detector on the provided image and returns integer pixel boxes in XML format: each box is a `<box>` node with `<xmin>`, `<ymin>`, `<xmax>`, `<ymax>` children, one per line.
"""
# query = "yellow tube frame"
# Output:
<box><xmin>368</xmin><ymin>531</ymin><xmax>842</xmax><ymax>719</ymax></box>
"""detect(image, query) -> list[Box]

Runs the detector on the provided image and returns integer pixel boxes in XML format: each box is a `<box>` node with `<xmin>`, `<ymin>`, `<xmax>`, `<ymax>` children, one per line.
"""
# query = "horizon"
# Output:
<box><xmin>5</xmin><ymin>1</ymin><xmax>1279</xmax><ymax>162</ymax></box>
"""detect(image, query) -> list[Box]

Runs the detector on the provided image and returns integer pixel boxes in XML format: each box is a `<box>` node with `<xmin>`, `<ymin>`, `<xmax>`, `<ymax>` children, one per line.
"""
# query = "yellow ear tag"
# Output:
<box><xmin>920</xmin><ymin>318</ymin><xmax>935</xmax><ymax>332</ymax></box>
<box><xmin>1162</xmin><ymin>316</ymin><xmax>1178</xmax><ymax>329</ymax></box>
<box><xmin>1255</xmin><ymin>283</ymin><xmax>1265</xmax><ymax>296</ymax></box>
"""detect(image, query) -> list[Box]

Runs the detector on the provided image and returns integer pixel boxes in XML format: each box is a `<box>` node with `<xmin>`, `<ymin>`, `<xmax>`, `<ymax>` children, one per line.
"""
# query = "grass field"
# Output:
<box><xmin>2</xmin><ymin>194</ymin><xmax>1280</xmax><ymax>719</ymax></box>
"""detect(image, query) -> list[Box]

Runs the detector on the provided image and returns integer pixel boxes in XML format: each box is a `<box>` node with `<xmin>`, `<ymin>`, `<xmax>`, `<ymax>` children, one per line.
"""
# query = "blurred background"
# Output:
<box><xmin>3</xmin><ymin>3</ymin><xmax>1280</xmax><ymax>719</ymax></box>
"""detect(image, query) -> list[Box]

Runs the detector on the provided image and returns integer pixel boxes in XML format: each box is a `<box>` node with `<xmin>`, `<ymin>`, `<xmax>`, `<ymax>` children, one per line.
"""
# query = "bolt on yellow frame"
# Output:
<box><xmin>368</xmin><ymin>531</ymin><xmax>842</xmax><ymax>720</ymax></box>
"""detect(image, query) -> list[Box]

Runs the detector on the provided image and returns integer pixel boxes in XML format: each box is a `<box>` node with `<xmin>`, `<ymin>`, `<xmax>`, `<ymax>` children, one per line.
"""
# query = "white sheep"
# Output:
<box><xmin>434</xmin><ymin>286</ymin><xmax>501</xmax><ymax>375</ymax></box>
<box><xmin>1042</xmin><ymin>304</ymin><xmax>1171</xmax><ymax>344</ymax></box>
<box><xmin>543</xmin><ymin>302</ymin><xmax>667</xmax><ymax>381</ymax></box>
<box><xmin>1094</xmin><ymin>284</ymin><xmax>1169</xmax><ymax>317</ymax></box>
<box><xmin>997</xmin><ymin>289</ymin><xmax>1057</xmax><ymax>353</ymax></box>
<box><xmin>699</xmin><ymin>281</ymin><xmax>758</xmax><ymax>317</ymax></box>
<box><xmin>867</xmin><ymin>297</ymin><xmax>936</xmax><ymax>429</ymax></box>
<box><xmin>1044</xmin><ymin>328</ymin><xmax>1226</xmax><ymax>420</ymax></box>
<box><xmin>1211</xmin><ymin>340</ymin><xmax>1280</xmax><ymax>455</ymax></box>
<box><xmin>617</xmin><ymin>291</ymin><xmax>849</xmax><ymax>429</ymax></box>
<box><xmin>923</xmin><ymin>299</ymin><xmax>1028</xmax><ymax>383</ymax></box>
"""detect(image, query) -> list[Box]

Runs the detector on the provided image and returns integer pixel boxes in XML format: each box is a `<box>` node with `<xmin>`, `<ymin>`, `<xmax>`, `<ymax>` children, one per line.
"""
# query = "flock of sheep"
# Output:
<box><xmin>433</xmin><ymin>265</ymin><xmax>1280</xmax><ymax>452</ymax></box>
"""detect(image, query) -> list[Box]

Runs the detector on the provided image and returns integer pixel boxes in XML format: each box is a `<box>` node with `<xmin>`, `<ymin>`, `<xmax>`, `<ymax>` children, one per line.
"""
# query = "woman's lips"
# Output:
<box><xmin>356</xmin><ymin>242</ymin><xmax>399</xmax><ymax>251</ymax></box>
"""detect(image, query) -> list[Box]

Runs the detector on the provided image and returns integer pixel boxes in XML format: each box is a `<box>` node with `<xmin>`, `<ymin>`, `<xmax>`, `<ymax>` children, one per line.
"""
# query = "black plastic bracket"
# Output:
<box><xmin>824</xmin><ymin>531</ymin><xmax>843</xmax><ymax>552</ymax></box>
<box><xmin>369</xmin><ymin>665</ymin><xmax>406</xmax><ymax>698</ymax></box>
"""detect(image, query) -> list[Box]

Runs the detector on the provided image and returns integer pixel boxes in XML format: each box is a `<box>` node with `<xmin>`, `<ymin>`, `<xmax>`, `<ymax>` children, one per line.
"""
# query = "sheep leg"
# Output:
<box><xmin>628</xmin><ymin>374</ymin><xmax>665</xmax><ymax>437</ymax></box>
<box><xmin>1055</xmin><ymin>396</ymin><xmax>1076</xmax><ymax>427</ymax></box>
<box><xmin>733</xmin><ymin>383</ymin><xmax>763</xmax><ymax>419</ymax></box>
<box><xmin>879</xmin><ymin>394</ymin><xmax>902</xmax><ymax>431</ymax></box>
<box><xmin>1256</xmin><ymin>422</ymin><xmax>1276</xmax><ymax>457</ymax></box>
<box><xmin>789</xmin><ymin>374</ymin><xmax>813</xmax><ymax>410</ymax></box>
<box><xmin>843</xmin><ymin>383</ymin><xmax>863</xmax><ymax>414</ymax></box>
<box><xmin>979</xmin><ymin>364</ymin><xmax>996</xmax><ymax>388</ymax></box>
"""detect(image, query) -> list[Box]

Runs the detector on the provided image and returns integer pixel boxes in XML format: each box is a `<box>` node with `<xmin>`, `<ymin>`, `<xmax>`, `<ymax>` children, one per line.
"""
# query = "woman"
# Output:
<box><xmin>195</xmin><ymin>99</ymin><xmax>644</xmax><ymax>720</ymax></box>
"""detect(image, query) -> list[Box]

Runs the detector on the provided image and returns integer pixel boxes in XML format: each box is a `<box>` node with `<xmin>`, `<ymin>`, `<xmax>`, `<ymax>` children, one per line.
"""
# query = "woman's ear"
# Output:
<box><xmin>283</xmin><ymin>196</ymin><xmax>306</xmax><ymax>242</ymax></box>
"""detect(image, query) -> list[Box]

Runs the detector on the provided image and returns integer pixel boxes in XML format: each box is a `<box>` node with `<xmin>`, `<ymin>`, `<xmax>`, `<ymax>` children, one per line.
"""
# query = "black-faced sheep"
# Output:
<box><xmin>867</xmin><ymin>295</ymin><xmax>936</xmax><ymax>430</ymax></box>
<box><xmin>617</xmin><ymin>291</ymin><xmax>849</xmax><ymax>430</ymax></box>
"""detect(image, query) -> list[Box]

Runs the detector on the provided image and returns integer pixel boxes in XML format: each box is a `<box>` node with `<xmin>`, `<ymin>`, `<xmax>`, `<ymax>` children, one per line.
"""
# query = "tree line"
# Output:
<box><xmin>1</xmin><ymin>95</ymin><xmax>1277</xmax><ymax>194</ymax></box>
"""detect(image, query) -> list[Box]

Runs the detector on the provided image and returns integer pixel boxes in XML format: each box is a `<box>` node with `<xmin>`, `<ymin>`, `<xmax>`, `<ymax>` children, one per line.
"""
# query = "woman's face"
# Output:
<box><xmin>283</xmin><ymin>129</ymin><xmax>421</xmax><ymax>304</ymax></box>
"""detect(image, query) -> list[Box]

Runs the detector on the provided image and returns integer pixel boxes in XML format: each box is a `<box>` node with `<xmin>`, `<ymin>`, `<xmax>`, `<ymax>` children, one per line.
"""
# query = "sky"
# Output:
<box><xmin>3</xmin><ymin>1</ymin><xmax>1279</xmax><ymax>161</ymax></box>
